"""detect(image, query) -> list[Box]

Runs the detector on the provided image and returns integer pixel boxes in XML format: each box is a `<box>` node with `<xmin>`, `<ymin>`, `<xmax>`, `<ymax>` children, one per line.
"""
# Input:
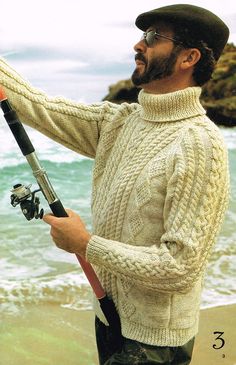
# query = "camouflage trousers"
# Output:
<box><xmin>95</xmin><ymin>317</ymin><xmax>195</xmax><ymax>365</ymax></box>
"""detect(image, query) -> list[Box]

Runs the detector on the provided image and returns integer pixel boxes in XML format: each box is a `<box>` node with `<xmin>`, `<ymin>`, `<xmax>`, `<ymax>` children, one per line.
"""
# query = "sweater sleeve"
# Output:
<box><xmin>0</xmin><ymin>58</ymin><xmax>121</xmax><ymax>158</ymax></box>
<box><xmin>86</xmin><ymin>126</ymin><xmax>230</xmax><ymax>292</ymax></box>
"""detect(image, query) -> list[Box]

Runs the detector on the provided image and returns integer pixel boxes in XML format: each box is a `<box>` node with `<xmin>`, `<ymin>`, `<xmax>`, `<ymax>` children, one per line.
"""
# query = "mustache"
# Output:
<box><xmin>135</xmin><ymin>53</ymin><xmax>147</xmax><ymax>65</ymax></box>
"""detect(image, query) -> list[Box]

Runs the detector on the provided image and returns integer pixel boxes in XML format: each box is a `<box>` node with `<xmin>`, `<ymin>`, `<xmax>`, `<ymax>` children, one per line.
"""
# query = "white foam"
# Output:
<box><xmin>0</xmin><ymin>271</ymin><xmax>91</xmax><ymax>312</ymax></box>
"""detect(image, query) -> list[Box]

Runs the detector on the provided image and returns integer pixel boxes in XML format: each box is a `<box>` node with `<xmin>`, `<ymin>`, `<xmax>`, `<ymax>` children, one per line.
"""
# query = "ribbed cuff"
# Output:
<box><xmin>86</xmin><ymin>234</ymin><xmax>111</xmax><ymax>265</ymax></box>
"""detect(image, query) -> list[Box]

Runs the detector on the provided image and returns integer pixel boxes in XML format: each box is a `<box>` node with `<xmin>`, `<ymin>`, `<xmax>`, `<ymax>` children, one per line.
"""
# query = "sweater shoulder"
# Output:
<box><xmin>165</xmin><ymin>117</ymin><xmax>228</xmax><ymax>180</ymax></box>
<box><xmin>101</xmin><ymin>100</ymin><xmax>140</xmax><ymax>122</ymax></box>
<box><xmin>178</xmin><ymin>117</ymin><xmax>228</xmax><ymax>154</ymax></box>
<box><xmin>191</xmin><ymin>116</ymin><xmax>226</xmax><ymax>142</ymax></box>
<box><xmin>99</xmin><ymin>101</ymin><xmax>140</xmax><ymax>133</ymax></box>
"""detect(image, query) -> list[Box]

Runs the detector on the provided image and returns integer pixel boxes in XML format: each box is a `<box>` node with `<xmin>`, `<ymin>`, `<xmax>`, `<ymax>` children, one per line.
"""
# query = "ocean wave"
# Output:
<box><xmin>0</xmin><ymin>272</ymin><xmax>92</xmax><ymax>314</ymax></box>
<box><xmin>0</xmin><ymin>120</ymin><xmax>91</xmax><ymax>168</ymax></box>
<box><xmin>1</xmin><ymin>266</ymin><xmax>236</xmax><ymax>313</ymax></box>
<box><xmin>0</xmin><ymin>118</ymin><xmax>235</xmax><ymax>170</ymax></box>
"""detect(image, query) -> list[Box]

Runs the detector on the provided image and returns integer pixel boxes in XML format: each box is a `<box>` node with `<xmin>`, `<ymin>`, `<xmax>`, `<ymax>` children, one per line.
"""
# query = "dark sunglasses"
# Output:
<box><xmin>141</xmin><ymin>29</ymin><xmax>183</xmax><ymax>47</ymax></box>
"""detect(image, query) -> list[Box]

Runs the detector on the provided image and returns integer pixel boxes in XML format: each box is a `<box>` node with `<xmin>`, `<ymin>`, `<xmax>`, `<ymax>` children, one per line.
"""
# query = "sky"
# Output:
<box><xmin>0</xmin><ymin>0</ymin><xmax>235</xmax><ymax>102</ymax></box>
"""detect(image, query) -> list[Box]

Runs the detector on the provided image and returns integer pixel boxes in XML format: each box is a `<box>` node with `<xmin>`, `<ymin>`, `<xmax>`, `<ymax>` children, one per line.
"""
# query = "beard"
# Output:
<box><xmin>131</xmin><ymin>47</ymin><xmax>181</xmax><ymax>86</ymax></box>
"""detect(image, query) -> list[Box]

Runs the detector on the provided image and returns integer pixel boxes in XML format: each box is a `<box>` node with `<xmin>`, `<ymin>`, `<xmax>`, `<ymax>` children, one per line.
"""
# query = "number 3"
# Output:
<box><xmin>213</xmin><ymin>332</ymin><xmax>225</xmax><ymax>350</ymax></box>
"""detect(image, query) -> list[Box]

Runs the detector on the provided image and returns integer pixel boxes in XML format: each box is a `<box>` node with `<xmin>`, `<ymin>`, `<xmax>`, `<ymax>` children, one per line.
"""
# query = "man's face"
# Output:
<box><xmin>131</xmin><ymin>25</ymin><xmax>182</xmax><ymax>87</ymax></box>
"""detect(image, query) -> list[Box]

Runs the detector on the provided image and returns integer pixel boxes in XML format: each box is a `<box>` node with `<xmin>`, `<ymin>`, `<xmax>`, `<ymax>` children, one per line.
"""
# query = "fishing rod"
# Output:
<box><xmin>0</xmin><ymin>87</ymin><xmax>121</xmax><ymax>338</ymax></box>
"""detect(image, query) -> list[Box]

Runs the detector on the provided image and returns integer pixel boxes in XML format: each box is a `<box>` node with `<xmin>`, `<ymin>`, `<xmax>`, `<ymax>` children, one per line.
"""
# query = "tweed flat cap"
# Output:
<box><xmin>135</xmin><ymin>4</ymin><xmax>229</xmax><ymax>60</ymax></box>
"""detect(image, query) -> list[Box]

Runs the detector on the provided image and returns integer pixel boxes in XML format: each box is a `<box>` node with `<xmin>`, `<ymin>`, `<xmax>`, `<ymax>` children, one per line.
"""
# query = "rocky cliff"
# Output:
<box><xmin>103</xmin><ymin>43</ymin><xmax>236</xmax><ymax>126</ymax></box>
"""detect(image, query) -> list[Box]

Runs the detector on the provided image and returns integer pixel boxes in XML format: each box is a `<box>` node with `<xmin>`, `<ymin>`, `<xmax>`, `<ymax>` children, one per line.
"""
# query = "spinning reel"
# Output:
<box><xmin>10</xmin><ymin>183</ymin><xmax>44</xmax><ymax>221</ymax></box>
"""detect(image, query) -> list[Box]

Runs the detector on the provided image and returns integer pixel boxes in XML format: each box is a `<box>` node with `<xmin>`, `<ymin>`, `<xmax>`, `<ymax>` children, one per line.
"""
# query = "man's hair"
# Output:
<box><xmin>172</xmin><ymin>24</ymin><xmax>216</xmax><ymax>86</ymax></box>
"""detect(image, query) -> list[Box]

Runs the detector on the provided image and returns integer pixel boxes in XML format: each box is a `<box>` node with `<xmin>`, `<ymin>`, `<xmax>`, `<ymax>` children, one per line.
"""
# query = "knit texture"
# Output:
<box><xmin>0</xmin><ymin>58</ymin><xmax>230</xmax><ymax>346</ymax></box>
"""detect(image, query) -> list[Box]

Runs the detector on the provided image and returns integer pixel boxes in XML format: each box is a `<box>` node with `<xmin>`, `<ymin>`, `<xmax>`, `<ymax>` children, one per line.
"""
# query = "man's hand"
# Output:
<box><xmin>43</xmin><ymin>209</ymin><xmax>91</xmax><ymax>259</ymax></box>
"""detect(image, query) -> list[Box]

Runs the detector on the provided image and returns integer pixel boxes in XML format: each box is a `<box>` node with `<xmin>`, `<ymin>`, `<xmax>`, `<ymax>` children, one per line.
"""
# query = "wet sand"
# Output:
<box><xmin>0</xmin><ymin>304</ymin><xmax>98</xmax><ymax>365</ymax></box>
<box><xmin>1</xmin><ymin>304</ymin><xmax>235</xmax><ymax>364</ymax></box>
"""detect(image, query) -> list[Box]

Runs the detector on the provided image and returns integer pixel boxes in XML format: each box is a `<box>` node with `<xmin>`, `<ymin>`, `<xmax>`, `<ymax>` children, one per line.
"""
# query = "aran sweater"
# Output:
<box><xmin>0</xmin><ymin>58</ymin><xmax>230</xmax><ymax>346</ymax></box>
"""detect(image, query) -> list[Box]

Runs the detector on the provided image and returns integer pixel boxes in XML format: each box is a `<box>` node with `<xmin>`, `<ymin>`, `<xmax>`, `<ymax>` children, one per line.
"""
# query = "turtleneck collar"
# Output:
<box><xmin>138</xmin><ymin>87</ymin><xmax>206</xmax><ymax>122</ymax></box>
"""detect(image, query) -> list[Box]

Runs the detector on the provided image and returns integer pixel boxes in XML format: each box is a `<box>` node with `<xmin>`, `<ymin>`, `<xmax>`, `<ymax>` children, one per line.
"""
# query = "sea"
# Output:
<box><xmin>0</xmin><ymin>67</ymin><xmax>236</xmax><ymax>321</ymax></box>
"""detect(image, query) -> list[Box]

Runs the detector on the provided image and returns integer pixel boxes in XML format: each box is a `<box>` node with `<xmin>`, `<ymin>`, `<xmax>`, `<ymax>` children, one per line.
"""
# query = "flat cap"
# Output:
<box><xmin>135</xmin><ymin>4</ymin><xmax>229</xmax><ymax>60</ymax></box>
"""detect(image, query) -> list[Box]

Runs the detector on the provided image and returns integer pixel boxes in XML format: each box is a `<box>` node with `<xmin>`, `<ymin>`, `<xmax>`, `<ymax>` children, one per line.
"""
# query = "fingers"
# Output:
<box><xmin>42</xmin><ymin>213</ymin><xmax>55</xmax><ymax>225</ymax></box>
<box><xmin>41</xmin><ymin>208</ymin><xmax>89</xmax><ymax>256</ymax></box>
<box><xmin>43</xmin><ymin>209</ymin><xmax>73</xmax><ymax>225</ymax></box>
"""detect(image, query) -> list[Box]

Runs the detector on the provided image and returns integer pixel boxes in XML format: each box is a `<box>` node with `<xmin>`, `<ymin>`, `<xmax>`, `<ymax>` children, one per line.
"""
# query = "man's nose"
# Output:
<box><xmin>133</xmin><ymin>38</ymin><xmax>147</xmax><ymax>53</ymax></box>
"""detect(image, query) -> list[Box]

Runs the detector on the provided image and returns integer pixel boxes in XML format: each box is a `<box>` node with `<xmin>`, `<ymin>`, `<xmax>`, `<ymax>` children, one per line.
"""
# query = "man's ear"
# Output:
<box><xmin>180</xmin><ymin>48</ymin><xmax>201</xmax><ymax>70</ymax></box>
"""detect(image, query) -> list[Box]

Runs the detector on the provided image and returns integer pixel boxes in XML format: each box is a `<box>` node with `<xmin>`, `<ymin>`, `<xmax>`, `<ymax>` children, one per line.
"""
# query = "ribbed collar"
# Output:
<box><xmin>138</xmin><ymin>87</ymin><xmax>206</xmax><ymax>122</ymax></box>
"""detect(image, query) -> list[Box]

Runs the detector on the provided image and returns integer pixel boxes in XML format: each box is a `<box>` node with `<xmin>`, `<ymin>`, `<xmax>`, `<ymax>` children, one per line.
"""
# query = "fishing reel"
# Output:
<box><xmin>10</xmin><ymin>183</ymin><xmax>44</xmax><ymax>221</ymax></box>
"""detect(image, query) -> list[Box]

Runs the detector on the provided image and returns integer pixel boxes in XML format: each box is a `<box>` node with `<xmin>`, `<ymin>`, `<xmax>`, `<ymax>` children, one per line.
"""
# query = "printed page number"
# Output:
<box><xmin>213</xmin><ymin>331</ymin><xmax>225</xmax><ymax>350</ymax></box>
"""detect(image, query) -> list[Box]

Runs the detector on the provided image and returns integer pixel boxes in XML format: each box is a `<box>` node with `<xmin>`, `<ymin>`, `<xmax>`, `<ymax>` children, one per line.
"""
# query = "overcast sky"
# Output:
<box><xmin>0</xmin><ymin>0</ymin><xmax>235</xmax><ymax>101</ymax></box>
<box><xmin>0</xmin><ymin>0</ymin><xmax>234</xmax><ymax>50</ymax></box>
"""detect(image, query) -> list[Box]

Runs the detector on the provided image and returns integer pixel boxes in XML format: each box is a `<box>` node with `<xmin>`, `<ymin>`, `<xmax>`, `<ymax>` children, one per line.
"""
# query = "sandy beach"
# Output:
<box><xmin>0</xmin><ymin>304</ymin><xmax>98</xmax><ymax>365</ymax></box>
<box><xmin>191</xmin><ymin>304</ymin><xmax>236</xmax><ymax>365</ymax></box>
<box><xmin>1</xmin><ymin>303</ymin><xmax>235</xmax><ymax>365</ymax></box>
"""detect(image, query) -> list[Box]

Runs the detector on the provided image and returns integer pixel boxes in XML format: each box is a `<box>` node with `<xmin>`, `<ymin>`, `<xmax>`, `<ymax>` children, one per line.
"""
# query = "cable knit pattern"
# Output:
<box><xmin>0</xmin><ymin>58</ymin><xmax>230</xmax><ymax>347</ymax></box>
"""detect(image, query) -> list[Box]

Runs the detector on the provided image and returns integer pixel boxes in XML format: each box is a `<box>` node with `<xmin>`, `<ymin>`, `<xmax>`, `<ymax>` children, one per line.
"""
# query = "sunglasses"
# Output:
<box><xmin>141</xmin><ymin>29</ymin><xmax>182</xmax><ymax>47</ymax></box>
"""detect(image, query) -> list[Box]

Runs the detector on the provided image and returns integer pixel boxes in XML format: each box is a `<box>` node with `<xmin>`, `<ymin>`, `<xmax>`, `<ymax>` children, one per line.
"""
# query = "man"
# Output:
<box><xmin>0</xmin><ymin>4</ymin><xmax>230</xmax><ymax>364</ymax></box>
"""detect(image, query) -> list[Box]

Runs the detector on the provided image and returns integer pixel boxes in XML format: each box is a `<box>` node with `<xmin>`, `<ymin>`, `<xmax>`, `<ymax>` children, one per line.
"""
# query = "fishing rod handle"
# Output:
<box><xmin>50</xmin><ymin>199</ymin><xmax>106</xmax><ymax>299</ymax></box>
<box><xmin>49</xmin><ymin>199</ymin><xmax>68</xmax><ymax>218</ymax></box>
<box><xmin>77</xmin><ymin>256</ymin><xmax>105</xmax><ymax>299</ymax></box>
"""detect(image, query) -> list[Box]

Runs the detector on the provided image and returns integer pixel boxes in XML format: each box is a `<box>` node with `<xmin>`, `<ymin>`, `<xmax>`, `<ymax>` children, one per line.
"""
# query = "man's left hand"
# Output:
<box><xmin>43</xmin><ymin>209</ymin><xmax>91</xmax><ymax>259</ymax></box>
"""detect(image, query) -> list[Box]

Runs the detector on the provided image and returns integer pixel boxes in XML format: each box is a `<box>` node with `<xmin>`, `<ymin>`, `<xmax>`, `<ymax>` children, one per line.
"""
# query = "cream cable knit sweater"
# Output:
<box><xmin>0</xmin><ymin>58</ymin><xmax>230</xmax><ymax>346</ymax></box>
